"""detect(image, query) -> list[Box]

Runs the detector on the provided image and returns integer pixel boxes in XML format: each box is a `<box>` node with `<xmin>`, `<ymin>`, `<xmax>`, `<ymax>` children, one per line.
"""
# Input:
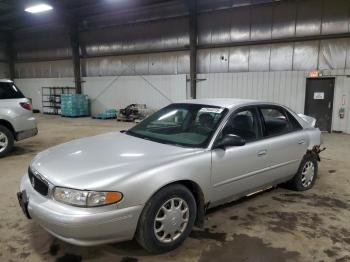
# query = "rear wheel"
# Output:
<box><xmin>288</xmin><ymin>154</ymin><xmax>318</xmax><ymax>191</ymax></box>
<box><xmin>0</xmin><ymin>125</ymin><xmax>14</xmax><ymax>158</ymax></box>
<box><xmin>136</xmin><ymin>184</ymin><xmax>197</xmax><ymax>253</ymax></box>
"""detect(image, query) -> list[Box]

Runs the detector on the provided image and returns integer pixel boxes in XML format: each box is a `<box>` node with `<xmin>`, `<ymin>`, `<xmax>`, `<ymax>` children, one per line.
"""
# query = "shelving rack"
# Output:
<box><xmin>42</xmin><ymin>87</ymin><xmax>76</xmax><ymax>115</ymax></box>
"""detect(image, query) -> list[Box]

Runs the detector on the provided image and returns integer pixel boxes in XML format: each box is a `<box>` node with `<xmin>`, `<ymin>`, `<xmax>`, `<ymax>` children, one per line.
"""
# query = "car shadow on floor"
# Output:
<box><xmin>28</xmin><ymin>223</ymin><xmax>152</xmax><ymax>261</ymax></box>
<box><xmin>6</xmin><ymin>145</ymin><xmax>38</xmax><ymax>157</ymax></box>
<box><xmin>27</xmin><ymin>188</ymin><xmax>282</xmax><ymax>261</ymax></box>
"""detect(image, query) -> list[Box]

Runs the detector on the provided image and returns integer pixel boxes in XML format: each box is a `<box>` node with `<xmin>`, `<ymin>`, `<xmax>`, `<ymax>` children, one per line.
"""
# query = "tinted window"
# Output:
<box><xmin>260</xmin><ymin>107</ymin><xmax>290</xmax><ymax>136</ymax></box>
<box><xmin>221</xmin><ymin>108</ymin><xmax>260</xmax><ymax>142</ymax></box>
<box><xmin>0</xmin><ymin>83</ymin><xmax>25</xmax><ymax>99</ymax></box>
<box><xmin>285</xmin><ymin>111</ymin><xmax>303</xmax><ymax>131</ymax></box>
<box><xmin>127</xmin><ymin>104</ymin><xmax>228</xmax><ymax>148</ymax></box>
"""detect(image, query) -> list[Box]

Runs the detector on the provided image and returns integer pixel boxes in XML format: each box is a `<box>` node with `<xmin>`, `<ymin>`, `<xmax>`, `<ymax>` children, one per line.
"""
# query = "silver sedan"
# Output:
<box><xmin>17</xmin><ymin>99</ymin><xmax>322</xmax><ymax>253</ymax></box>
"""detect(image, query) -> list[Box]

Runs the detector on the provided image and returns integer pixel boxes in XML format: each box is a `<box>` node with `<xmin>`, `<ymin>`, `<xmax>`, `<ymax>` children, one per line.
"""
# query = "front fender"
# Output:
<box><xmin>115</xmin><ymin>150</ymin><xmax>212</xmax><ymax>210</ymax></box>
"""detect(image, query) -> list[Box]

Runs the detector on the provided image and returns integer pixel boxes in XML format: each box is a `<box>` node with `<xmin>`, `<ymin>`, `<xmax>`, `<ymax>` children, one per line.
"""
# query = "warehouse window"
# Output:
<box><xmin>0</xmin><ymin>83</ymin><xmax>25</xmax><ymax>99</ymax></box>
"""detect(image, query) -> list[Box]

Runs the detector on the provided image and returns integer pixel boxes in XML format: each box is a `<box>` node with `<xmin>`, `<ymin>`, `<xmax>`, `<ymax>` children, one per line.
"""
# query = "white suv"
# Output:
<box><xmin>0</xmin><ymin>79</ymin><xmax>37</xmax><ymax>157</ymax></box>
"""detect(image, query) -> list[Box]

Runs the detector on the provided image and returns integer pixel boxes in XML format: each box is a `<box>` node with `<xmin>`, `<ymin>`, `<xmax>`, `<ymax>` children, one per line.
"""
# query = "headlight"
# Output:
<box><xmin>53</xmin><ymin>187</ymin><xmax>123</xmax><ymax>207</ymax></box>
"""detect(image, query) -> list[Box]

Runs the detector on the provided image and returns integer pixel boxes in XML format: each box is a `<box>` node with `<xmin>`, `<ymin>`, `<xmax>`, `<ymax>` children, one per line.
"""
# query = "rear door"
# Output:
<box><xmin>258</xmin><ymin>105</ymin><xmax>307</xmax><ymax>181</ymax></box>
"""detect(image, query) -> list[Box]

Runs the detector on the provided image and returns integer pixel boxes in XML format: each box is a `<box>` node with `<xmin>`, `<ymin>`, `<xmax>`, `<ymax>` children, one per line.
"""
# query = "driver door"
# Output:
<box><xmin>210</xmin><ymin>107</ymin><xmax>272</xmax><ymax>205</ymax></box>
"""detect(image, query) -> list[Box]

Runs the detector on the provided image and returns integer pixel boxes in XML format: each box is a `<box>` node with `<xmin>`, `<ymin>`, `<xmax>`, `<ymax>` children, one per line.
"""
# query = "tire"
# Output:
<box><xmin>0</xmin><ymin>125</ymin><xmax>14</xmax><ymax>158</ymax></box>
<box><xmin>288</xmin><ymin>154</ymin><xmax>318</xmax><ymax>191</ymax></box>
<box><xmin>136</xmin><ymin>184</ymin><xmax>197</xmax><ymax>254</ymax></box>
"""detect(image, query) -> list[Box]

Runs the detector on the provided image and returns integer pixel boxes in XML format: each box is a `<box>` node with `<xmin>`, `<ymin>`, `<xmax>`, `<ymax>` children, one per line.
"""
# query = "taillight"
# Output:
<box><xmin>20</xmin><ymin>102</ymin><xmax>33</xmax><ymax>111</ymax></box>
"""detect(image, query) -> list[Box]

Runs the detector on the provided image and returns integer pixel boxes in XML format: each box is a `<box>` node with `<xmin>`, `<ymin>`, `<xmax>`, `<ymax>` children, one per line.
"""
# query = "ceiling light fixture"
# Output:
<box><xmin>25</xmin><ymin>3</ymin><xmax>53</xmax><ymax>13</ymax></box>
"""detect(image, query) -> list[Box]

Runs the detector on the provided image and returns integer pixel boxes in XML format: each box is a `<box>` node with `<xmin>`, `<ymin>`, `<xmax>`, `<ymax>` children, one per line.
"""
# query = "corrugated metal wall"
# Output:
<box><xmin>197</xmin><ymin>71</ymin><xmax>307</xmax><ymax>112</ymax></box>
<box><xmin>15</xmin><ymin>75</ymin><xmax>186</xmax><ymax>115</ymax></box>
<box><xmin>15</xmin><ymin>60</ymin><xmax>74</xmax><ymax>78</ymax></box>
<box><xmin>14</xmin><ymin>33</ymin><xmax>72</xmax><ymax>62</ymax></box>
<box><xmin>12</xmin><ymin>0</ymin><xmax>350</xmax><ymax>78</ymax></box>
<box><xmin>332</xmin><ymin>69</ymin><xmax>350</xmax><ymax>134</ymax></box>
<box><xmin>10</xmin><ymin>0</ymin><xmax>350</xmax><ymax>133</ymax></box>
<box><xmin>14</xmin><ymin>38</ymin><xmax>350</xmax><ymax>77</ymax></box>
<box><xmin>81</xmin><ymin>51</ymin><xmax>189</xmax><ymax>76</ymax></box>
<box><xmin>197</xmin><ymin>70</ymin><xmax>350</xmax><ymax>133</ymax></box>
<box><xmin>198</xmin><ymin>38</ymin><xmax>350</xmax><ymax>73</ymax></box>
<box><xmin>0</xmin><ymin>41</ymin><xmax>7</xmax><ymax>62</ymax></box>
<box><xmin>80</xmin><ymin>17</ymin><xmax>189</xmax><ymax>57</ymax></box>
<box><xmin>83</xmin><ymin>75</ymin><xmax>186</xmax><ymax>115</ymax></box>
<box><xmin>0</xmin><ymin>63</ymin><xmax>9</xmax><ymax>78</ymax></box>
<box><xmin>0</xmin><ymin>40</ymin><xmax>9</xmax><ymax>78</ymax></box>
<box><xmin>197</xmin><ymin>0</ymin><xmax>350</xmax><ymax>46</ymax></box>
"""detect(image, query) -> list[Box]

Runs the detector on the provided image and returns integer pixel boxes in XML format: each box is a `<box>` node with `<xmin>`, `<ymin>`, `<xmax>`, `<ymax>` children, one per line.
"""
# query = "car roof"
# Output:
<box><xmin>178</xmin><ymin>98</ymin><xmax>259</xmax><ymax>108</ymax></box>
<box><xmin>0</xmin><ymin>79</ymin><xmax>13</xmax><ymax>83</ymax></box>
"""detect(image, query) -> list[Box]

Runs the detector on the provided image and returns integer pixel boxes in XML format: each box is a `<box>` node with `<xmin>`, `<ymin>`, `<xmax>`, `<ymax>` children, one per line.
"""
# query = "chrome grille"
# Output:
<box><xmin>28</xmin><ymin>168</ymin><xmax>49</xmax><ymax>196</ymax></box>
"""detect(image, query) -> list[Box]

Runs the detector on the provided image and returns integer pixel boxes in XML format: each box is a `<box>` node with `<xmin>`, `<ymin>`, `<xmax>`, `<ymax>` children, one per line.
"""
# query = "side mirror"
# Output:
<box><xmin>215</xmin><ymin>134</ymin><xmax>245</xmax><ymax>149</ymax></box>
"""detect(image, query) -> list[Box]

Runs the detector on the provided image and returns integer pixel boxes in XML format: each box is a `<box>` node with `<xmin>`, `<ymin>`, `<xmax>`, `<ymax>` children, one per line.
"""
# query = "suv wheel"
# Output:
<box><xmin>288</xmin><ymin>154</ymin><xmax>318</xmax><ymax>191</ymax></box>
<box><xmin>136</xmin><ymin>184</ymin><xmax>197</xmax><ymax>253</ymax></box>
<box><xmin>0</xmin><ymin>125</ymin><xmax>14</xmax><ymax>157</ymax></box>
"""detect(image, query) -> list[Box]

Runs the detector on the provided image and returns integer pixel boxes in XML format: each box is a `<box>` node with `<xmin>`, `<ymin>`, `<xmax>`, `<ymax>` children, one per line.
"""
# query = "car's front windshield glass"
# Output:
<box><xmin>127</xmin><ymin>103</ymin><xmax>228</xmax><ymax>148</ymax></box>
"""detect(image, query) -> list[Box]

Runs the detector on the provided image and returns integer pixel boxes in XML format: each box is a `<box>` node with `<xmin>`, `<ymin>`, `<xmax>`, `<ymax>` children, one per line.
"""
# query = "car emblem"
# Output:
<box><xmin>31</xmin><ymin>177</ymin><xmax>35</xmax><ymax>188</ymax></box>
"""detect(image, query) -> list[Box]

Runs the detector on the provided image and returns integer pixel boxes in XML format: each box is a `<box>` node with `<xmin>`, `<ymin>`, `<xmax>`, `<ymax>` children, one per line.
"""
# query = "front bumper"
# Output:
<box><xmin>19</xmin><ymin>174</ymin><xmax>144</xmax><ymax>246</ymax></box>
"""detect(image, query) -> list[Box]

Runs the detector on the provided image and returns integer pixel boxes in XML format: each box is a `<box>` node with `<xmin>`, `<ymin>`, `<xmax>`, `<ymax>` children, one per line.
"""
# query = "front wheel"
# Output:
<box><xmin>288</xmin><ymin>154</ymin><xmax>318</xmax><ymax>191</ymax></box>
<box><xmin>0</xmin><ymin>125</ymin><xmax>14</xmax><ymax>158</ymax></box>
<box><xmin>136</xmin><ymin>184</ymin><xmax>197</xmax><ymax>253</ymax></box>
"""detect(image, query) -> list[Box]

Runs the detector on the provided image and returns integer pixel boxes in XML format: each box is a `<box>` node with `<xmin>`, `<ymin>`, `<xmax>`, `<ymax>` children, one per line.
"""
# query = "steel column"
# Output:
<box><xmin>188</xmin><ymin>0</ymin><xmax>197</xmax><ymax>99</ymax></box>
<box><xmin>70</xmin><ymin>25</ymin><xmax>82</xmax><ymax>94</ymax></box>
<box><xmin>6</xmin><ymin>33</ymin><xmax>15</xmax><ymax>80</ymax></box>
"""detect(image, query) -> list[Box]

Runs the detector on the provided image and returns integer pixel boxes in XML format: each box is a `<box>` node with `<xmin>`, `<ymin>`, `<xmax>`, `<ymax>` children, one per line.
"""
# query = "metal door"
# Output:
<box><xmin>305</xmin><ymin>78</ymin><xmax>335</xmax><ymax>132</ymax></box>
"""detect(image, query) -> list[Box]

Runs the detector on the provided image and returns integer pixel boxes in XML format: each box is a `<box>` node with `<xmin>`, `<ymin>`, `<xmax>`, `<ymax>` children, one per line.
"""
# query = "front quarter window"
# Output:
<box><xmin>127</xmin><ymin>104</ymin><xmax>228</xmax><ymax>148</ymax></box>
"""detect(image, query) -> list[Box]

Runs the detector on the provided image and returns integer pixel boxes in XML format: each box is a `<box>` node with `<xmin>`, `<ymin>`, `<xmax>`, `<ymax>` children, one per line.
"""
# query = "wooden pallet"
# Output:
<box><xmin>61</xmin><ymin>115</ymin><xmax>90</xmax><ymax>118</ymax></box>
<box><xmin>92</xmin><ymin>116</ymin><xmax>117</xmax><ymax>120</ymax></box>
<box><xmin>117</xmin><ymin>118</ymin><xmax>135</xmax><ymax>122</ymax></box>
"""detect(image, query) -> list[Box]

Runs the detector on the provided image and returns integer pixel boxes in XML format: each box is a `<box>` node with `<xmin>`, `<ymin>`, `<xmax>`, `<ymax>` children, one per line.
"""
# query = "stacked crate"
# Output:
<box><xmin>61</xmin><ymin>94</ymin><xmax>90</xmax><ymax>117</ymax></box>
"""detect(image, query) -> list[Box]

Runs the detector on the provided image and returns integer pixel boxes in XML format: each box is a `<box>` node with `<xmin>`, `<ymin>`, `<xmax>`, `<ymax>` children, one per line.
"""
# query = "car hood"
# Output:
<box><xmin>31</xmin><ymin>132</ymin><xmax>202</xmax><ymax>190</ymax></box>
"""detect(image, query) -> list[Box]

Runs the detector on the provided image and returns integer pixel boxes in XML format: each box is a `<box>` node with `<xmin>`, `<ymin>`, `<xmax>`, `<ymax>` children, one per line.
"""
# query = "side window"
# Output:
<box><xmin>285</xmin><ymin>111</ymin><xmax>303</xmax><ymax>131</ymax></box>
<box><xmin>260</xmin><ymin>107</ymin><xmax>291</xmax><ymax>136</ymax></box>
<box><xmin>221</xmin><ymin>108</ymin><xmax>259</xmax><ymax>142</ymax></box>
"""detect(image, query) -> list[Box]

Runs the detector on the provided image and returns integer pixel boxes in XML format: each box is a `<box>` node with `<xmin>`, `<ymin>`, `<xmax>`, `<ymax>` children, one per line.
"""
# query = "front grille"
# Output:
<box><xmin>28</xmin><ymin>168</ymin><xmax>49</xmax><ymax>196</ymax></box>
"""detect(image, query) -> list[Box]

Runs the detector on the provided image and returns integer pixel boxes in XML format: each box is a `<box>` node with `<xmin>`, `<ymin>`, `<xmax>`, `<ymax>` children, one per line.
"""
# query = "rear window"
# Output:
<box><xmin>0</xmin><ymin>82</ymin><xmax>25</xmax><ymax>99</ymax></box>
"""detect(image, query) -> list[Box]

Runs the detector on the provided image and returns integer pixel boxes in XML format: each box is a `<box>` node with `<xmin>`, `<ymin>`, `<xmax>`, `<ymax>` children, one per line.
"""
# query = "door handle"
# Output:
<box><xmin>257</xmin><ymin>150</ymin><xmax>267</xmax><ymax>157</ymax></box>
<box><xmin>298</xmin><ymin>139</ymin><xmax>306</xmax><ymax>145</ymax></box>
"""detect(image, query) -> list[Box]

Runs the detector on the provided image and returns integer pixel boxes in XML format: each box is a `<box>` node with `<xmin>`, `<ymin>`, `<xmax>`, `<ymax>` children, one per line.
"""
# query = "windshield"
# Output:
<box><xmin>0</xmin><ymin>82</ymin><xmax>25</xmax><ymax>99</ymax></box>
<box><xmin>127</xmin><ymin>103</ymin><xmax>228</xmax><ymax>148</ymax></box>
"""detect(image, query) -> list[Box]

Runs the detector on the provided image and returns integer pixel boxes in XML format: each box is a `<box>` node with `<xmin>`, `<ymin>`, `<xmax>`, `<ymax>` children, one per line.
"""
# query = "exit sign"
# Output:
<box><xmin>308</xmin><ymin>70</ymin><xmax>319</xmax><ymax>78</ymax></box>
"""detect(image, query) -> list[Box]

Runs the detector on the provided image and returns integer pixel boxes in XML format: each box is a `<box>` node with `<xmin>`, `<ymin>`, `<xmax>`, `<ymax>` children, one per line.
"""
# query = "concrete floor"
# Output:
<box><xmin>0</xmin><ymin>114</ymin><xmax>349</xmax><ymax>262</ymax></box>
